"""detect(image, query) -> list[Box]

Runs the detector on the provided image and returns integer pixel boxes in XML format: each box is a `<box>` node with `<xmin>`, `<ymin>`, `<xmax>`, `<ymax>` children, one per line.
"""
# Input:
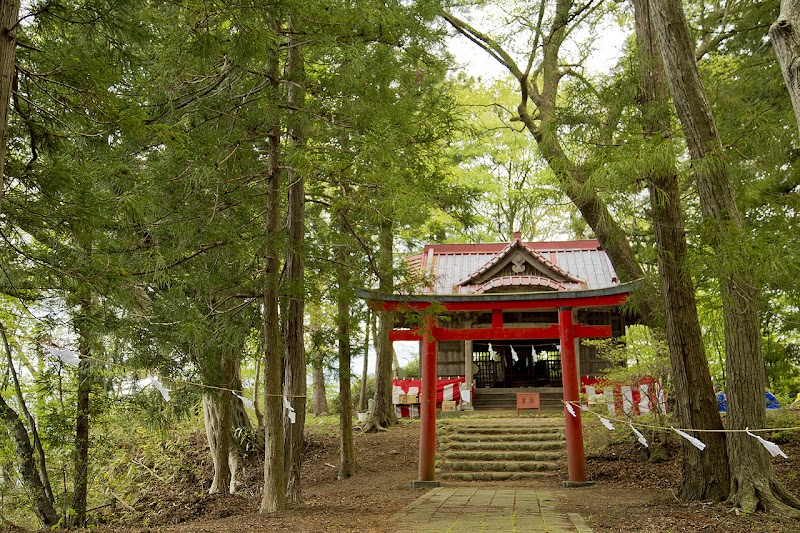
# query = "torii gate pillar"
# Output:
<box><xmin>559</xmin><ymin>306</ymin><xmax>592</xmax><ymax>486</ymax></box>
<box><xmin>412</xmin><ymin>315</ymin><xmax>440</xmax><ymax>488</ymax></box>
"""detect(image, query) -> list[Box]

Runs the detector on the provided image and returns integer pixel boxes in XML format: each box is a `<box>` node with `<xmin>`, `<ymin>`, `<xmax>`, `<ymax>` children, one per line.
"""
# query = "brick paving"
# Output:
<box><xmin>393</xmin><ymin>487</ymin><xmax>592</xmax><ymax>533</ymax></box>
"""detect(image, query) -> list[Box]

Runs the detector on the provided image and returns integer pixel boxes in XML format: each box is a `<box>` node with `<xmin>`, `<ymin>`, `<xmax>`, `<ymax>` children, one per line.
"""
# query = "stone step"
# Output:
<box><xmin>436</xmin><ymin>460</ymin><xmax>559</xmax><ymax>473</ymax></box>
<box><xmin>442</xmin><ymin>440</ymin><xmax>564</xmax><ymax>452</ymax></box>
<box><xmin>442</xmin><ymin>433</ymin><xmax>564</xmax><ymax>443</ymax></box>
<box><xmin>440</xmin><ymin>426</ymin><xmax>563</xmax><ymax>436</ymax></box>
<box><xmin>443</xmin><ymin>450</ymin><xmax>563</xmax><ymax>462</ymax></box>
<box><xmin>437</xmin><ymin>471</ymin><xmax>556</xmax><ymax>481</ymax></box>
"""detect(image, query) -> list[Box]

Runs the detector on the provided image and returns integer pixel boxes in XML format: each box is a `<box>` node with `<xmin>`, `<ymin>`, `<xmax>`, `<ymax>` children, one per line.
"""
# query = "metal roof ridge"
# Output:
<box><xmin>357</xmin><ymin>279</ymin><xmax>642</xmax><ymax>303</ymax></box>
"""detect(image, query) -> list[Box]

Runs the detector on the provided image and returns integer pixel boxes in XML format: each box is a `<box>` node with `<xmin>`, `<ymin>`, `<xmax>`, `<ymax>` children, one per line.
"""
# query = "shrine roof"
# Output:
<box><xmin>406</xmin><ymin>237</ymin><xmax>619</xmax><ymax>295</ymax></box>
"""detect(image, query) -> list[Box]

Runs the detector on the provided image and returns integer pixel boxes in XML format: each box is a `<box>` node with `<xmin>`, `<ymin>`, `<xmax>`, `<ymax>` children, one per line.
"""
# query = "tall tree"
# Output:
<box><xmin>772</xmin><ymin>0</ymin><xmax>800</xmax><ymax>135</ymax></box>
<box><xmin>334</xmin><ymin>189</ymin><xmax>358</xmax><ymax>479</ymax></box>
<box><xmin>632</xmin><ymin>0</ymin><xmax>729</xmax><ymax>501</ymax></box>
<box><xmin>282</xmin><ymin>14</ymin><xmax>307</xmax><ymax>506</ymax></box>
<box><xmin>0</xmin><ymin>0</ymin><xmax>20</xmax><ymax>213</ymax></box>
<box><xmin>651</xmin><ymin>0</ymin><xmax>800</xmax><ymax>514</ymax></box>
<box><xmin>260</xmin><ymin>16</ymin><xmax>286</xmax><ymax>514</ymax></box>
<box><xmin>441</xmin><ymin>3</ymin><xmax>658</xmax><ymax>325</ymax></box>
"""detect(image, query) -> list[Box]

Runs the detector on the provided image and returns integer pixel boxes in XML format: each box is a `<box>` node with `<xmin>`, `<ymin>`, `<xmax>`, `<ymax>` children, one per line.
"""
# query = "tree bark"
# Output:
<box><xmin>364</xmin><ymin>219</ymin><xmax>398</xmax><ymax>432</ymax></box>
<box><xmin>0</xmin><ymin>0</ymin><xmax>20</xmax><ymax>214</ymax></box>
<box><xmin>335</xmin><ymin>194</ymin><xmax>358</xmax><ymax>479</ymax></box>
<box><xmin>260</xmin><ymin>19</ymin><xmax>286</xmax><ymax>513</ymax></box>
<box><xmin>771</xmin><ymin>0</ymin><xmax>800</xmax><ymax>136</ymax></box>
<box><xmin>310</xmin><ymin>349</ymin><xmax>328</xmax><ymax>416</ymax></box>
<box><xmin>309</xmin><ymin>315</ymin><xmax>329</xmax><ymax>416</ymax></box>
<box><xmin>358</xmin><ymin>309</ymin><xmax>370</xmax><ymax>412</ymax></box>
<box><xmin>203</xmin><ymin>367</ymin><xmax>251</xmax><ymax>496</ymax></box>
<box><xmin>0</xmin><ymin>323</ymin><xmax>57</xmax><ymax>527</ymax></box>
<box><xmin>632</xmin><ymin>0</ymin><xmax>729</xmax><ymax>501</ymax></box>
<box><xmin>1</xmin><ymin>322</ymin><xmax>53</xmax><ymax>504</ymax></box>
<box><xmin>651</xmin><ymin>0</ymin><xmax>800</xmax><ymax>515</ymax></box>
<box><xmin>204</xmin><ymin>349</ymin><xmax>234</xmax><ymax>494</ymax></box>
<box><xmin>70</xmin><ymin>302</ymin><xmax>92</xmax><ymax>528</ymax></box>
<box><xmin>282</xmin><ymin>16</ymin><xmax>306</xmax><ymax>506</ymax></box>
<box><xmin>0</xmin><ymin>392</ymin><xmax>58</xmax><ymax>527</ymax></box>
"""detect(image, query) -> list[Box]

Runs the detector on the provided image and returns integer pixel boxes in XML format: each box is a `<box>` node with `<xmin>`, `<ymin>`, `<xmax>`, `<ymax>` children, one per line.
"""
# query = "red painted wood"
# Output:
<box><xmin>559</xmin><ymin>307</ymin><xmax>587</xmax><ymax>483</ymax></box>
<box><xmin>434</xmin><ymin>325</ymin><xmax>560</xmax><ymax>341</ymax></box>
<box><xmin>491</xmin><ymin>310</ymin><xmax>503</xmax><ymax>328</ymax></box>
<box><xmin>418</xmin><ymin>315</ymin><xmax>437</xmax><ymax>482</ymax></box>
<box><xmin>388</xmin><ymin>329</ymin><xmax>422</xmax><ymax>341</ymax></box>
<box><xmin>574</xmin><ymin>324</ymin><xmax>612</xmax><ymax>339</ymax></box>
<box><xmin>375</xmin><ymin>293</ymin><xmax>628</xmax><ymax>313</ymax></box>
<box><xmin>390</xmin><ymin>324</ymin><xmax>611</xmax><ymax>342</ymax></box>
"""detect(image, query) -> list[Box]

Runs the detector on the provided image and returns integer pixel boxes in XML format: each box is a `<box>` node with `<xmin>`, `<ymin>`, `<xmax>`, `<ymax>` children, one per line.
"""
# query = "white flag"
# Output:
<box><xmin>566</xmin><ymin>402</ymin><xmax>576</xmax><ymax>417</ymax></box>
<box><xmin>672</xmin><ymin>427</ymin><xmax>706</xmax><ymax>451</ymax></box>
<box><xmin>630</xmin><ymin>422</ymin><xmax>648</xmax><ymax>448</ymax></box>
<box><xmin>746</xmin><ymin>428</ymin><xmax>788</xmax><ymax>459</ymax></box>
<box><xmin>233</xmin><ymin>392</ymin><xmax>254</xmax><ymax>410</ymax></box>
<box><xmin>139</xmin><ymin>376</ymin><xmax>171</xmax><ymax>402</ymax></box>
<box><xmin>47</xmin><ymin>346</ymin><xmax>81</xmax><ymax>367</ymax></box>
<box><xmin>600</xmin><ymin>417</ymin><xmax>615</xmax><ymax>431</ymax></box>
<box><xmin>510</xmin><ymin>346</ymin><xmax>519</xmax><ymax>362</ymax></box>
<box><xmin>283</xmin><ymin>396</ymin><xmax>296</xmax><ymax>424</ymax></box>
<box><xmin>461</xmin><ymin>390</ymin><xmax>471</xmax><ymax>404</ymax></box>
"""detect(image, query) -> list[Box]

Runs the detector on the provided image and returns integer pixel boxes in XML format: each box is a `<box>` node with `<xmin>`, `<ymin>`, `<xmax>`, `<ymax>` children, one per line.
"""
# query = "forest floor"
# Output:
<box><xmin>66</xmin><ymin>411</ymin><xmax>800</xmax><ymax>532</ymax></box>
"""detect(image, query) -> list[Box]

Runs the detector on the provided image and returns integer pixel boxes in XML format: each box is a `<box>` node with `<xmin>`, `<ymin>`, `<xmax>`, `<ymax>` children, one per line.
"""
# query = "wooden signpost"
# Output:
<box><xmin>516</xmin><ymin>392</ymin><xmax>540</xmax><ymax>415</ymax></box>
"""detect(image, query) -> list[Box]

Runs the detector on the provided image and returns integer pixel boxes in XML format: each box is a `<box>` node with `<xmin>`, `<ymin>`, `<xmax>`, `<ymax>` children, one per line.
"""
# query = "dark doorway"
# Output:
<box><xmin>473</xmin><ymin>341</ymin><xmax>561</xmax><ymax>387</ymax></box>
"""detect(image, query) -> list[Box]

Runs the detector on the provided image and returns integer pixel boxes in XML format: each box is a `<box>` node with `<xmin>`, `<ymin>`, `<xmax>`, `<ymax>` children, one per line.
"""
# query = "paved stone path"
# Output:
<box><xmin>393</xmin><ymin>487</ymin><xmax>592</xmax><ymax>533</ymax></box>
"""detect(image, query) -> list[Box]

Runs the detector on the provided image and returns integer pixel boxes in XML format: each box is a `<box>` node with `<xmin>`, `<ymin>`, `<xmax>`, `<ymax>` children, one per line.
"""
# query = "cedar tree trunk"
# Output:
<box><xmin>70</xmin><ymin>311</ymin><xmax>92</xmax><ymax>528</ymax></box>
<box><xmin>651</xmin><ymin>0</ymin><xmax>800</xmax><ymax>514</ymax></box>
<box><xmin>632</xmin><ymin>0</ymin><xmax>729</xmax><ymax>501</ymax></box>
<box><xmin>0</xmin><ymin>0</ymin><xmax>20</xmax><ymax>213</ymax></box>
<box><xmin>364</xmin><ymin>219</ymin><xmax>398</xmax><ymax>432</ymax></box>
<box><xmin>358</xmin><ymin>309</ymin><xmax>370</xmax><ymax>412</ymax></box>
<box><xmin>282</xmin><ymin>17</ymin><xmax>306</xmax><ymax>506</ymax></box>
<box><xmin>771</xmin><ymin>0</ymin><xmax>800</xmax><ymax>136</ymax></box>
<box><xmin>259</xmin><ymin>21</ymin><xmax>286</xmax><ymax>513</ymax></box>
<box><xmin>335</xmin><ymin>196</ymin><xmax>358</xmax><ymax>479</ymax></box>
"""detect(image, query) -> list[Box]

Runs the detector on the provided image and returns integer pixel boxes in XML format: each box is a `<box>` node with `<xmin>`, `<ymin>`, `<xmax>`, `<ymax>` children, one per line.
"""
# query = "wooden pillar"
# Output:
<box><xmin>464</xmin><ymin>340</ymin><xmax>473</xmax><ymax>406</ymax></box>
<box><xmin>559</xmin><ymin>307</ymin><xmax>587</xmax><ymax>484</ymax></box>
<box><xmin>416</xmin><ymin>315</ymin><xmax>439</xmax><ymax>486</ymax></box>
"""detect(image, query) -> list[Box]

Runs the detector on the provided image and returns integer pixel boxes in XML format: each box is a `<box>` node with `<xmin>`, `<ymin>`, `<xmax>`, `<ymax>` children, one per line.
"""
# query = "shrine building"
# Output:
<box><xmin>359</xmin><ymin>232</ymin><xmax>639</xmax><ymax>486</ymax></box>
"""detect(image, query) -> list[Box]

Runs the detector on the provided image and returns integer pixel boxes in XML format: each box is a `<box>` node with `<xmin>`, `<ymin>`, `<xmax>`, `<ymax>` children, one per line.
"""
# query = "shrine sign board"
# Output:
<box><xmin>516</xmin><ymin>392</ymin><xmax>540</xmax><ymax>415</ymax></box>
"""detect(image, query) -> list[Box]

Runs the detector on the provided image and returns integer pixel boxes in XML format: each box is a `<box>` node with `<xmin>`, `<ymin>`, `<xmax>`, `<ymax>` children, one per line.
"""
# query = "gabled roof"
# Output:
<box><xmin>453</xmin><ymin>238</ymin><xmax>585</xmax><ymax>289</ymax></box>
<box><xmin>406</xmin><ymin>236</ymin><xmax>620</xmax><ymax>295</ymax></box>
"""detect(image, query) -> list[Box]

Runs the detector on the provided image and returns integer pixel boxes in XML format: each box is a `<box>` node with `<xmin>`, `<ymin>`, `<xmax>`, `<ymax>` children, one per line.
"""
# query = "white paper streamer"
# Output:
<box><xmin>283</xmin><ymin>397</ymin><xmax>296</xmax><ymax>424</ymax></box>
<box><xmin>489</xmin><ymin>343</ymin><xmax>498</xmax><ymax>361</ymax></box>
<box><xmin>233</xmin><ymin>392</ymin><xmax>254</xmax><ymax>410</ymax></box>
<box><xmin>600</xmin><ymin>417</ymin><xmax>615</xmax><ymax>431</ymax></box>
<box><xmin>672</xmin><ymin>427</ymin><xmax>706</xmax><ymax>451</ymax></box>
<box><xmin>510</xmin><ymin>346</ymin><xmax>519</xmax><ymax>362</ymax></box>
<box><xmin>581</xmin><ymin>403</ymin><xmax>589</xmax><ymax>411</ymax></box>
<box><xmin>47</xmin><ymin>346</ymin><xmax>81</xmax><ymax>367</ymax></box>
<box><xmin>566</xmin><ymin>403</ymin><xmax>576</xmax><ymax>417</ymax></box>
<box><xmin>139</xmin><ymin>376</ymin><xmax>171</xmax><ymax>402</ymax></box>
<box><xmin>461</xmin><ymin>390</ymin><xmax>471</xmax><ymax>404</ymax></box>
<box><xmin>532</xmin><ymin>346</ymin><xmax>538</xmax><ymax>363</ymax></box>
<box><xmin>746</xmin><ymin>428</ymin><xmax>788</xmax><ymax>458</ymax></box>
<box><xmin>630</xmin><ymin>422</ymin><xmax>648</xmax><ymax>448</ymax></box>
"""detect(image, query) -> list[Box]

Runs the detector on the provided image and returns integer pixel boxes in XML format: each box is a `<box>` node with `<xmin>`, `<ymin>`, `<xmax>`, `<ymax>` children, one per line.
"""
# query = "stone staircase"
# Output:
<box><xmin>436</xmin><ymin>419</ymin><xmax>565</xmax><ymax>481</ymax></box>
<box><xmin>471</xmin><ymin>387</ymin><xmax>564</xmax><ymax>410</ymax></box>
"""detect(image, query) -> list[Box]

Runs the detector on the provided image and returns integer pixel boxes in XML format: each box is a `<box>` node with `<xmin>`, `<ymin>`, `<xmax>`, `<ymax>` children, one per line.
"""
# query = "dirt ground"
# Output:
<box><xmin>84</xmin><ymin>415</ymin><xmax>800</xmax><ymax>533</ymax></box>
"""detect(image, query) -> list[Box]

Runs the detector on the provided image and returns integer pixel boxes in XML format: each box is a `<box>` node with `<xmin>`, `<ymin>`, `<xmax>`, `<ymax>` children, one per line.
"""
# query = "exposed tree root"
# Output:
<box><xmin>728</xmin><ymin>477</ymin><xmax>800</xmax><ymax>518</ymax></box>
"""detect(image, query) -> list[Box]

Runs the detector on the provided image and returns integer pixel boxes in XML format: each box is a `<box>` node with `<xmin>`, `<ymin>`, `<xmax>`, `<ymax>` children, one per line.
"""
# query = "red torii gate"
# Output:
<box><xmin>359</xmin><ymin>284</ymin><xmax>635</xmax><ymax>487</ymax></box>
